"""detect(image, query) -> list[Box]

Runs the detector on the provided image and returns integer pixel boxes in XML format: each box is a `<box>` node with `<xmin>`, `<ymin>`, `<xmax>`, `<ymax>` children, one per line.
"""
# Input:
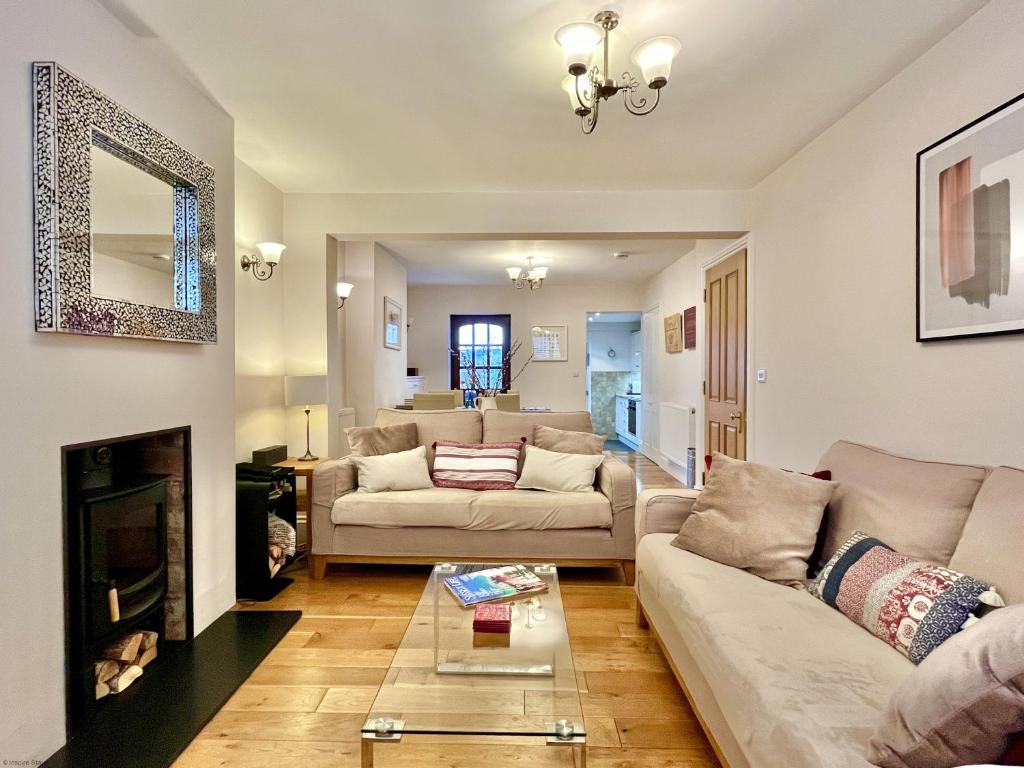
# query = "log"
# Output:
<box><xmin>94</xmin><ymin>659</ymin><xmax>119</xmax><ymax>684</ymax></box>
<box><xmin>102</xmin><ymin>632</ymin><xmax>143</xmax><ymax>662</ymax></box>
<box><xmin>107</xmin><ymin>664</ymin><xmax>143</xmax><ymax>693</ymax></box>
<box><xmin>136</xmin><ymin>645</ymin><xmax>158</xmax><ymax>668</ymax></box>
<box><xmin>139</xmin><ymin>630</ymin><xmax>159</xmax><ymax>651</ymax></box>
<box><xmin>95</xmin><ymin>681</ymin><xmax>110</xmax><ymax>700</ymax></box>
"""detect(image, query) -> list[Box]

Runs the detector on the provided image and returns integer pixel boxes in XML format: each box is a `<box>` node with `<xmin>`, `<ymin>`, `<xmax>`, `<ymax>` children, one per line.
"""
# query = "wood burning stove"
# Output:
<box><xmin>62</xmin><ymin>428</ymin><xmax>192</xmax><ymax>738</ymax></box>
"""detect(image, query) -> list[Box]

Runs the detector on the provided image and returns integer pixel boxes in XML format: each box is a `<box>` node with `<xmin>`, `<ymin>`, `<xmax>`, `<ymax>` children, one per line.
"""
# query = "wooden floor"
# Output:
<box><xmin>175</xmin><ymin>452</ymin><xmax>712</xmax><ymax>768</ymax></box>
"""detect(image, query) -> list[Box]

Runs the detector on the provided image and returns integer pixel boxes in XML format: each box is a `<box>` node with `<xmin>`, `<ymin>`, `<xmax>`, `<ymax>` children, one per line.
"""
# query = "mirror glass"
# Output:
<box><xmin>90</xmin><ymin>141</ymin><xmax>176</xmax><ymax>308</ymax></box>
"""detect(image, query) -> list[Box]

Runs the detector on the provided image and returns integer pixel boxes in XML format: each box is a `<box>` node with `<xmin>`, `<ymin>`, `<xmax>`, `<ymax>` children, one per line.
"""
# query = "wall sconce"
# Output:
<box><xmin>336</xmin><ymin>281</ymin><xmax>354</xmax><ymax>309</ymax></box>
<box><xmin>240</xmin><ymin>242</ymin><xmax>285</xmax><ymax>282</ymax></box>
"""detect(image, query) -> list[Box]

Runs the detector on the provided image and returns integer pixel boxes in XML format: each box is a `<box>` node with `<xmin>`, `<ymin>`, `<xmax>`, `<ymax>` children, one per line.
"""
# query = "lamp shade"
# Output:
<box><xmin>554</xmin><ymin>22</ymin><xmax>604</xmax><ymax>75</ymax></box>
<box><xmin>630</xmin><ymin>36</ymin><xmax>681</xmax><ymax>88</ymax></box>
<box><xmin>336</xmin><ymin>281</ymin><xmax>354</xmax><ymax>299</ymax></box>
<box><xmin>506</xmin><ymin>267</ymin><xmax>522</xmax><ymax>280</ymax></box>
<box><xmin>528</xmin><ymin>266</ymin><xmax>549</xmax><ymax>280</ymax></box>
<box><xmin>255</xmin><ymin>241</ymin><xmax>286</xmax><ymax>265</ymax></box>
<box><xmin>284</xmin><ymin>374</ymin><xmax>327</xmax><ymax>407</ymax></box>
<box><xmin>561</xmin><ymin>74</ymin><xmax>592</xmax><ymax>114</ymax></box>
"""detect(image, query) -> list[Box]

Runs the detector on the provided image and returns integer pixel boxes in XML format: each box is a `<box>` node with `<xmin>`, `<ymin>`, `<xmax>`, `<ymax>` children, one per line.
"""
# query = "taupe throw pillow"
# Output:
<box><xmin>533</xmin><ymin>424</ymin><xmax>605</xmax><ymax>455</ymax></box>
<box><xmin>868</xmin><ymin>603</ymin><xmax>1024</xmax><ymax>768</ymax></box>
<box><xmin>672</xmin><ymin>452</ymin><xmax>837</xmax><ymax>585</ymax></box>
<box><xmin>345</xmin><ymin>422</ymin><xmax>418</xmax><ymax>457</ymax></box>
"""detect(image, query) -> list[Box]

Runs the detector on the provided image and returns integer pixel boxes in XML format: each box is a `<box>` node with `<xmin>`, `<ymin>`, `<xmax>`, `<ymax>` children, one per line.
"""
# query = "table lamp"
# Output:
<box><xmin>284</xmin><ymin>375</ymin><xmax>328</xmax><ymax>461</ymax></box>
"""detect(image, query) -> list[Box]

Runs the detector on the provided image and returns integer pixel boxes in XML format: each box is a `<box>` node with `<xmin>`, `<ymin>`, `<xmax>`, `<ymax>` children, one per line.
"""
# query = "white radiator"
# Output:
<box><xmin>659</xmin><ymin>402</ymin><xmax>695</xmax><ymax>468</ymax></box>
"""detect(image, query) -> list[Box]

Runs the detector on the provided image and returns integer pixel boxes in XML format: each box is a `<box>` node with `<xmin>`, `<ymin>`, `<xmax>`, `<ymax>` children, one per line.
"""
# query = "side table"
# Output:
<box><xmin>273</xmin><ymin>457</ymin><xmax>329</xmax><ymax>559</ymax></box>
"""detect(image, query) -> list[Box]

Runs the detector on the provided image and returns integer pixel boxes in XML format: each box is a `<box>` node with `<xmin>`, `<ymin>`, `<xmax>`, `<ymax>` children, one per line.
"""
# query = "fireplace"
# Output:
<box><xmin>62</xmin><ymin>427</ymin><xmax>192</xmax><ymax>738</ymax></box>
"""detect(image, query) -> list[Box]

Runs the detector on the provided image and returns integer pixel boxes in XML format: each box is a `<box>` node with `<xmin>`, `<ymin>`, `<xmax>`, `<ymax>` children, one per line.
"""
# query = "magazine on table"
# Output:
<box><xmin>443</xmin><ymin>564</ymin><xmax>548</xmax><ymax>607</ymax></box>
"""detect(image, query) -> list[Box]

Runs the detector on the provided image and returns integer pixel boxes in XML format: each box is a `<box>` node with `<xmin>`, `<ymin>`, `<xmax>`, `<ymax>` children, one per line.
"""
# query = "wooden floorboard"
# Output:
<box><xmin>175</xmin><ymin>451</ymin><xmax>712</xmax><ymax>767</ymax></box>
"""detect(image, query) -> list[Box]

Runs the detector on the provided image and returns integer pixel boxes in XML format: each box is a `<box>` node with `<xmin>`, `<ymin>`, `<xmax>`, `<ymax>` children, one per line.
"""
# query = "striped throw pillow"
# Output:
<box><xmin>431</xmin><ymin>439</ymin><xmax>525</xmax><ymax>490</ymax></box>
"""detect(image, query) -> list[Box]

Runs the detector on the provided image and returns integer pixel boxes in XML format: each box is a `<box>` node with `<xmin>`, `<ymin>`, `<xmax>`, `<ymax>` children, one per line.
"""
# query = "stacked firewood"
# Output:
<box><xmin>94</xmin><ymin>630</ymin><xmax>159</xmax><ymax>699</ymax></box>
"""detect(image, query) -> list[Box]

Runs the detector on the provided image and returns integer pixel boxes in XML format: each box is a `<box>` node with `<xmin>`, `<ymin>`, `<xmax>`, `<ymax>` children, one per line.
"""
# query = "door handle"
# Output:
<box><xmin>728</xmin><ymin>411</ymin><xmax>744</xmax><ymax>434</ymax></box>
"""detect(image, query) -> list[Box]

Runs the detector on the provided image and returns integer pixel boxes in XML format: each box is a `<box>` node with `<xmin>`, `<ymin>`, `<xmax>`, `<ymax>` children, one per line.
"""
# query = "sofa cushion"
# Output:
<box><xmin>375</xmin><ymin>408</ymin><xmax>482</xmax><ymax>468</ymax></box>
<box><xmin>815</xmin><ymin>441</ymin><xmax>987</xmax><ymax>569</ymax></box>
<box><xmin>345</xmin><ymin>422</ymin><xmax>418</xmax><ymax>457</ymax></box>
<box><xmin>331</xmin><ymin>487</ymin><xmax>612</xmax><ymax>530</ymax></box>
<box><xmin>516</xmin><ymin>444</ymin><xmax>604</xmax><ymax>493</ymax></box>
<box><xmin>673</xmin><ymin>452</ymin><xmax>836</xmax><ymax>585</ymax></box>
<box><xmin>812</xmin><ymin>531</ymin><xmax>998</xmax><ymax>664</ymax></box>
<box><xmin>534</xmin><ymin>424</ymin><xmax>605</xmax><ymax>455</ymax></box>
<box><xmin>482</xmin><ymin>410</ymin><xmax>594</xmax><ymax>444</ymax></box>
<box><xmin>349</xmin><ymin>446</ymin><xmax>433</xmax><ymax>493</ymax></box>
<box><xmin>637</xmin><ymin>533</ymin><xmax>913</xmax><ymax>768</ymax></box>
<box><xmin>431</xmin><ymin>439</ymin><xmax>523</xmax><ymax>490</ymax></box>
<box><xmin>949</xmin><ymin>466</ymin><xmax>1024</xmax><ymax>605</ymax></box>
<box><xmin>868</xmin><ymin>603</ymin><xmax>1024</xmax><ymax>768</ymax></box>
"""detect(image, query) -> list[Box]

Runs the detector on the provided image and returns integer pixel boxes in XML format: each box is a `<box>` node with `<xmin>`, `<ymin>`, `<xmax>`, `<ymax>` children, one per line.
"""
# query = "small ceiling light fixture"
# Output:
<box><xmin>554</xmin><ymin>10</ymin><xmax>680</xmax><ymax>134</ymax></box>
<box><xmin>506</xmin><ymin>255</ymin><xmax>549</xmax><ymax>291</ymax></box>
<box><xmin>240</xmin><ymin>241</ymin><xmax>285</xmax><ymax>281</ymax></box>
<box><xmin>336</xmin><ymin>281</ymin><xmax>354</xmax><ymax>309</ymax></box>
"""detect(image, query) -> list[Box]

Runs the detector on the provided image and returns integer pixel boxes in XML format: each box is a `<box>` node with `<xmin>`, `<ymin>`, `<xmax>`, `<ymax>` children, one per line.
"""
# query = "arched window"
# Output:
<box><xmin>450</xmin><ymin>314</ymin><xmax>511</xmax><ymax>391</ymax></box>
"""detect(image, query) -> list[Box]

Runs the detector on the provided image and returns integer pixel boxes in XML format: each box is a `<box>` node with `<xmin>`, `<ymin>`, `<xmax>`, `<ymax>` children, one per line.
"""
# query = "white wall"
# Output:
<box><xmin>91</xmin><ymin>251</ymin><xmax>174</xmax><ymax>308</ymax></box>
<box><xmin>407</xmin><ymin>283</ymin><xmax>645</xmax><ymax>411</ymax></box>
<box><xmin>588</xmin><ymin>324</ymin><xmax>638</xmax><ymax>374</ymax></box>
<box><xmin>748</xmin><ymin>0</ymin><xmax>1024</xmax><ymax>470</ymax></box>
<box><xmin>0</xmin><ymin>1</ymin><xmax>236</xmax><ymax>762</ymax></box>
<box><xmin>373</xmin><ymin>244</ymin><xmax>408</xmax><ymax>413</ymax></box>
<box><xmin>235</xmin><ymin>159</ymin><xmax>287</xmax><ymax>461</ymax></box>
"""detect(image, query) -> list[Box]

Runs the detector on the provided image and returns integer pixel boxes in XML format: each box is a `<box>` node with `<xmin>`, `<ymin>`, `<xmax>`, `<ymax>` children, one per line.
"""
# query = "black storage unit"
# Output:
<box><xmin>235</xmin><ymin>463</ymin><xmax>297</xmax><ymax>601</ymax></box>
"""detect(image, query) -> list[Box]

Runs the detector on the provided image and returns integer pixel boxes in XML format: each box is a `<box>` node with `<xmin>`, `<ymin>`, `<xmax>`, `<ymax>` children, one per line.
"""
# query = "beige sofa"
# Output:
<box><xmin>311</xmin><ymin>408</ymin><xmax>637</xmax><ymax>582</ymax></box>
<box><xmin>634</xmin><ymin>440</ymin><xmax>1023</xmax><ymax>768</ymax></box>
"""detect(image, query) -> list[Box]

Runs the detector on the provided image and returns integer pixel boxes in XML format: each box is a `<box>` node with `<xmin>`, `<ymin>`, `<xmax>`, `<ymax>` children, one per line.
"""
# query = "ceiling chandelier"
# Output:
<box><xmin>555</xmin><ymin>10</ymin><xmax>681</xmax><ymax>134</ymax></box>
<box><xmin>506</xmin><ymin>256</ymin><xmax>548</xmax><ymax>291</ymax></box>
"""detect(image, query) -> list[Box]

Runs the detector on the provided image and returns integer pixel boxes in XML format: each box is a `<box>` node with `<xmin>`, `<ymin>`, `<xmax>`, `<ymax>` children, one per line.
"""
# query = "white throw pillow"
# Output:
<box><xmin>514</xmin><ymin>444</ymin><xmax>604</xmax><ymax>493</ymax></box>
<box><xmin>350</xmin><ymin>445</ymin><xmax>433</xmax><ymax>493</ymax></box>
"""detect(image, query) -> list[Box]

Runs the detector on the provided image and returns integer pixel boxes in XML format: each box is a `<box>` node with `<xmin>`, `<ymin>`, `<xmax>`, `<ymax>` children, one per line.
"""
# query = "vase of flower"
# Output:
<box><xmin>476</xmin><ymin>396</ymin><xmax>497</xmax><ymax>411</ymax></box>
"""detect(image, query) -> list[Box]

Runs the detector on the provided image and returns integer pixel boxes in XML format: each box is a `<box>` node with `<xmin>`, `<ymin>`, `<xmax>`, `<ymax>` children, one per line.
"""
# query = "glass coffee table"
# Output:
<box><xmin>360</xmin><ymin>562</ymin><xmax>586</xmax><ymax>766</ymax></box>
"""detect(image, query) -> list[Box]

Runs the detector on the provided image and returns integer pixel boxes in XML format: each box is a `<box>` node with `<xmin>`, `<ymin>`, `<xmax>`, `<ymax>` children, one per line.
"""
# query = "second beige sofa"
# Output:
<box><xmin>311</xmin><ymin>408</ymin><xmax>637</xmax><ymax>582</ymax></box>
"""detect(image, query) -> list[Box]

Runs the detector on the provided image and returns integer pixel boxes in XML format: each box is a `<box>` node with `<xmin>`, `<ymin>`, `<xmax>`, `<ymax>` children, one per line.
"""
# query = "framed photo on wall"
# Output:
<box><xmin>384</xmin><ymin>297</ymin><xmax>403</xmax><ymax>350</ymax></box>
<box><xmin>917</xmin><ymin>91</ymin><xmax>1024</xmax><ymax>341</ymax></box>
<box><xmin>531</xmin><ymin>325</ymin><xmax>567</xmax><ymax>361</ymax></box>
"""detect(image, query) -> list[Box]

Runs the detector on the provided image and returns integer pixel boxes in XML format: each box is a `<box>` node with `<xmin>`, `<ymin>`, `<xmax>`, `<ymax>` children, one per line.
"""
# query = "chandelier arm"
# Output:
<box><xmin>622</xmin><ymin>81</ymin><xmax>662</xmax><ymax>117</ymax></box>
<box><xmin>581</xmin><ymin>96</ymin><xmax>600</xmax><ymax>134</ymax></box>
<box><xmin>573</xmin><ymin>74</ymin><xmax>592</xmax><ymax>111</ymax></box>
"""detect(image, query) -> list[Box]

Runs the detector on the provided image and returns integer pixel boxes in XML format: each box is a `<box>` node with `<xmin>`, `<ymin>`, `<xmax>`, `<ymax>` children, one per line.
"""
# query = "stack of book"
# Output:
<box><xmin>472</xmin><ymin>603</ymin><xmax>512</xmax><ymax>647</ymax></box>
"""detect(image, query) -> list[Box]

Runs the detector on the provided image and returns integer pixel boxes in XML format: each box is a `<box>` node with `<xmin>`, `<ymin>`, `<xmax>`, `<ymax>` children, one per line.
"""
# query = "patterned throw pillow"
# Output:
<box><xmin>431</xmin><ymin>439</ymin><xmax>525</xmax><ymax>491</ymax></box>
<box><xmin>812</xmin><ymin>531</ymin><xmax>1003</xmax><ymax>663</ymax></box>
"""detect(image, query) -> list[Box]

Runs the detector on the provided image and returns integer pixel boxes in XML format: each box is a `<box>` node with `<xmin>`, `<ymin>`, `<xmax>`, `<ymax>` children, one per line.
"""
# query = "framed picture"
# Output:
<box><xmin>917</xmin><ymin>91</ymin><xmax>1024</xmax><ymax>341</ymax></box>
<box><xmin>664</xmin><ymin>313</ymin><xmax>682</xmax><ymax>353</ymax></box>
<box><xmin>384</xmin><ymin>297</ymin><xmax>403</xmax><ymax>350</ymax></box>
<box><xmin>683</xmin><ymin>306</ymin><xmax>697</xmax><ymax>349</ymax></box>
<box><xmin>531</xmin><ymin>325</ymin><xmax>567</xmax><ymax>361</ymax></box>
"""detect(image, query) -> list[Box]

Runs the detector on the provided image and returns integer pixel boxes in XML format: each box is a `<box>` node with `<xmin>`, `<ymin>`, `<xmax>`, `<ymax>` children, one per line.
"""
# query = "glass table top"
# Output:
<box><xmin>361</xmin><ymin>562</ymin><xmax>584</xmax><ymax>741</ymax></box>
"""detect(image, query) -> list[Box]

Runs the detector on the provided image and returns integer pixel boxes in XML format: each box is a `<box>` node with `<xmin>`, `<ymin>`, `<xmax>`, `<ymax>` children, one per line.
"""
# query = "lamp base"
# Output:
<box><xmin>298</xmin><ymin>450</ymin><xmax>320</xmax><ymax>462</ymax></box>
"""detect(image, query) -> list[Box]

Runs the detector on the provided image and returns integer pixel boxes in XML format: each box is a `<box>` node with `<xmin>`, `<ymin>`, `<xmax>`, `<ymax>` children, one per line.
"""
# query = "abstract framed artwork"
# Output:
<box><xmin>384</xmin><ymin>297</ymin><xmax>403</xmax><ymax>350</ymax></box>
<box><xmin>917</xmin><ymin>91</ymin><xmax>1024</xmax><ymax>341</ymax></box>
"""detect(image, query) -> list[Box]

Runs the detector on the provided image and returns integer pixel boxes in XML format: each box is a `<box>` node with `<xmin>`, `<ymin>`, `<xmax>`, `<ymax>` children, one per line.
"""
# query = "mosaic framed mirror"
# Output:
<box><xmin>33</xmin><ymin>62</ymin><xmax>217</xmax><ymax>343</ymax></box>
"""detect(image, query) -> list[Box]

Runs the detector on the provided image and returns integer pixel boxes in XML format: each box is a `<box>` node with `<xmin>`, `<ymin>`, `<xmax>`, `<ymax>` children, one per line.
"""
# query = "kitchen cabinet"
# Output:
<box><xmin>630</xmin><ymin>330</ymin><xmax>641</xmax><ymax>372</ymax></box>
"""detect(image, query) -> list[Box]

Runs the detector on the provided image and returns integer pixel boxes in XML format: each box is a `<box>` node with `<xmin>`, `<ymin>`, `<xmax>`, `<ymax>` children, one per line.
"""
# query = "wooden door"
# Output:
<box><xmin>704</xmin><ymin>249</ymin><xmax>747</xmax><ymax>460</ymax></box>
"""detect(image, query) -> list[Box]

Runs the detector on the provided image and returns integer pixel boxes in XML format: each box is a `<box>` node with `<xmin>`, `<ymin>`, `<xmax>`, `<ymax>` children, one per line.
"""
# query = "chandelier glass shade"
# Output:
<box><xmin>554</xmin><ymin>10</ymin><xmax>680</xmax><ymax>134</ymax></box>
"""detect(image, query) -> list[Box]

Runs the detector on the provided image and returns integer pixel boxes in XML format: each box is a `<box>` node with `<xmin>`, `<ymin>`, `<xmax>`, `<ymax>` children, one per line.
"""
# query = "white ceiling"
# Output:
<box><xmin>382</xmin><ymin>238</ymin><xmax>697</xmax><ymax>286</ymax></box>
<box><xmin>588</xmin><ymin>311</ymin><xmax>641</xmax><ymax>325</ymax></box>
<box><xmin>112</xmin><ymin>0</ymin><xmax>987</xmax><ymax>193</ymax></box>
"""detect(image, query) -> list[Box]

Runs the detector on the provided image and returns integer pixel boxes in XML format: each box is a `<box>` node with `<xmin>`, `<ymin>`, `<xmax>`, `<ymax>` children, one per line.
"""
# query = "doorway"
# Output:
<box><xmin>586</xmin><ymin>311</ymin><xmax>641</xmax><ymax>450</ymax></box>
<box><xmin>704</xmin><ymin>247</ymin><xmax>748</xmax><ymax>461</ymax></box>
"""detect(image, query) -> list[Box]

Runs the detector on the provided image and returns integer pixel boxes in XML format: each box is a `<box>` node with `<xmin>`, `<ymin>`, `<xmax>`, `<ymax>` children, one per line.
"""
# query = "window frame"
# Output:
<box><xmin>449</xmin><ymin>314</ymin><xmax>512</xmax><ymax>391</ymax></box>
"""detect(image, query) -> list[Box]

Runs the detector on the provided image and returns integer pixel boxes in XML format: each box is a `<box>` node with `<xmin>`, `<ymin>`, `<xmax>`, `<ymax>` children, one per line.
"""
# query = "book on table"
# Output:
<box><xmin>443</xmin><ymin>564</ymin><xmax>548</xmax><ymax>608</ymax></box>
<box><xmin>472</xmin><ymin>603</ymin><xmax>512</xmax><ymax>633</ymax></box>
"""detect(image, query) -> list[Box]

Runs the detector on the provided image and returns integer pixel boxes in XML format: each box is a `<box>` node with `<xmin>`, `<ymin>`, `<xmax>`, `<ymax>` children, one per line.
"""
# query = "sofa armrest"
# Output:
<box><xmin>311</xmin><ymin>458</ymin><xmax>356</xmax><ymax>554</ymax></box>
<box><xmin>596</xmin><ymin>454</ymin><xmax>636</xmax><ymax>518</ymax></box>
<box><xmin>596</xmin><ymin>454</ymin><xmax>637</xmax><ymax>561</ymax></box>
<box><xmin>635</xmin><ymin>488</ymin><xmax>701</xmax><ymax>541</ymax></box>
